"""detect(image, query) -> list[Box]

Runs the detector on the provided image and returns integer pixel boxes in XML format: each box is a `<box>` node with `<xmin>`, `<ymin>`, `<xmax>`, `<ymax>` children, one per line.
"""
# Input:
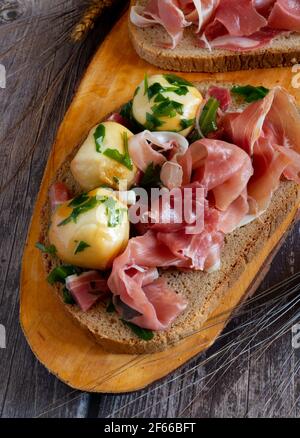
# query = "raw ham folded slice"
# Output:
<box><xmin>181</xmin><ymin>139</ymin><xmax>253</xmax><ymax>212</ymax></box>
<box><xmin>108</xmin><ymin>185</ymin><xmax>224</xmax><ymax>330</ymax></box>
<box><xmin>199</xmin><ymin>28</ymin><xmax>280</xmax><ymax>51</ymax></box>
<box><xmin>107</xmin><ymin>231</ymin><xmax>188</xmax><ymax>331</ymax></box>
<box><xmin>129</xmin><ymin>131</ymin><xmax>188</xmax><ymax>173</ymax></box>
<box><xmin>223</xmin><ymin>86</ymin><xmax>300</xmax><ymax>212</ymax></box>
<box><xmin>66</xmin><ymin>271</ymin><xmax>109</xmax><ymax>312</ymax></box>
<box><xmin>130</xmin><ymin>0</ymin><xmax>191</xmax><ymax>48</ymax></box>
<box><xmin>204</xmin><ymin>0</ymin><xmax>268</xmax><ymax>38</ymax></box>
<box><xmin>49</xmin><ymin>182</ymin><xmax>70</xmax><ymax>211</ymax></box>
<box><xmin>268</xmin><ymin>0</ymin><xmax>300</xmax><ymax>32</ymax></box>
<box><xmin>207</xmin><ymin>86</ymin><xmax>232</xmax><ymax>111</ymax></box>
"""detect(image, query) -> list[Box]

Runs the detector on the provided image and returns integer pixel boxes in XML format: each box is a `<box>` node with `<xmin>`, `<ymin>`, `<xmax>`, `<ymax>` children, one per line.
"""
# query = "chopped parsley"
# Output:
<box><xmin>47</xmin><ymin>265</ymin><xmax>80</xmax><ymax>285</ymax></box>
<box><xmin>58</xmin><ymin>196</ymin><xmax>99</xmax><ymax>226</ymax></box>
<box><xmin>180</xmin><ymin>118</ymin><xmax>195</xmax><ymax>130</ymax></box>
<box><xmin>140</xmin><ymin>162</ymin><xmax>162</xmax><ymax>189</ymax></box>
<box><xmin>103</xmin><ymin>132</ymin><xmax>133</xmax><ymax>170</ymax></box>
<box><xmin>163</xmin><ymin>74</ymin><xmax>193</xmax><ymax>87</ymax></box>
<box><xmin>151</xmin><ymin>98</ymin><xmax>183</xmax><ymax>118</ymax></box>
<box><xmin>68</xmin><ymin>193</ymin><xmax>89</xmax><ymax>208</ymax></box>
<box><xmin>104</xmin><ymin>197</ymin><xmax>127</xmax><ymax>228</ymax></box>
<box><xmin>106</xmin><ymin>299</ymin><xmax>116</xmax><ymax>313</ymax></box>
<box><xmin>231</xmin><ymin>85</ymin><xmax>269</xmax><ymax>103</ymax></box>
<box><xmin>122</xmin><ymin>320</ymin><xmax>154</xmax><ymax>341</ymax></box>
<box><xmin>63</xmin><ymin>287</ymin><xmax>76</xmax><ymax>305</ymax></box>
<box><xmin>145</xmin><ymin>112</ymin><xmax>164</xmax><ymax>130</ymax></box>
<box><xmin>94</xmin><ymin>123</ymin><xmax>106</xmax><ymax>153</ymax></box>
<box><xmin>199</xmin><ymin>97</ymin><xmax>220</xmax><ymax>137</ymax></box>
<box><xmin>35</xmin><ymin>242</ymin><xmax>57</xmax><ymax>255</ymax></box>
<box><xmin>74</xmin><ymin>241</ymin><xmax>91</xmax><ymax>255</ymax></box>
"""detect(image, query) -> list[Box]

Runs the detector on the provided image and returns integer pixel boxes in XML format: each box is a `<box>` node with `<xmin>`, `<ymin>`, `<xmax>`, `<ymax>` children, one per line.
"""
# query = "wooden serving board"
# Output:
<box><xmin>20</xmin><ymin>11</ymin><xmax>300</xmax><ymax>393</ymax></box>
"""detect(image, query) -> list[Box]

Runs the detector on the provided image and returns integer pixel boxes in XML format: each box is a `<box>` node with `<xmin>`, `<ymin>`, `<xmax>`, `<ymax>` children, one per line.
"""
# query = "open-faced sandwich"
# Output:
<box><xmin>129</xmin><ymin>0</ymin><xmax>300</xmax><ymax>72</ymax></box>
<box><xmin>37</xmin><ymin>74</ymin><xmax>300</xmax><ymax>354</ymax></box>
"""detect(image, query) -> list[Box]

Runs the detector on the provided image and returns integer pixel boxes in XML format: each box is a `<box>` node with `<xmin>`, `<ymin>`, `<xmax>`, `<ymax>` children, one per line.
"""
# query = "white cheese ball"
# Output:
<box><xmin>71</xmin><ymin>122</ymin><xmax>137</xmax><ymax>191</ymax></box>
<box><xmin>48</xmin><ymin>188</ymin><xmax>129</xmax><ymax>270</ymax></box>
<box><xmin>132</xmin><ymin>74</ymin><xmax>202</xmax><ymax>136</ymax></box>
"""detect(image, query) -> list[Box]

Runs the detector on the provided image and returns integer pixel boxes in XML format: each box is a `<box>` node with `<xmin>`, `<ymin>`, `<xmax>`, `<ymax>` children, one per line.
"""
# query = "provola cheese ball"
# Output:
<box><xmin>71</xmin><ymin>122</ymin><xmax>137</xmax><ymax>191</ymax></box>
<box><xmin>132</xmin><ymin>74</ymin><xmax>202</xmax><ymax>136</ymax></box>
<box><xmin>48</xmin><ymin>188</ymin><xmax>129</xmax><ymax>270</ymax></box>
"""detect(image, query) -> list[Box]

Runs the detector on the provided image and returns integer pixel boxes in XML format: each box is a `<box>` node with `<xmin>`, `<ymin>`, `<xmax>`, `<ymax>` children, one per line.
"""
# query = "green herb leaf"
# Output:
<box><xmin>122</xmin><ymin>320</ymin><xmax>154</xmax><ymax>341</ymax></box>
<box><xmin>104</xmin><ymin>197</ymin><xmax>127</xmax><ymax>228</ymax></box>
<box><xmin>47</xmin><ymin>265</ymin><xmax>80</xmax><ymax>285</ymax></box>
<box><xmin>120</xmin><ymin>100</ymin><xmax>133</xmax><ymax>120</ymax></box>
<box><xmin>163</xmin><ymin>74</ymin><xmax>193</xmax><ymax>87</ymax></box>
<box><xmin>147</xmin><ymin>82</ymin><xmax>164</xmax><ymax>100</ymax></box>
<box><xmin>94</xmin><ymin>123</ymin><xmax>106</xmax><ymax>153</ymax></box>
<box><xmin>103</xmin><ymin>132</ymin><xmax>133</xmax><ymax>171</ymax></box>
<box><xmin>68</xmin><ymin>193</ymin><xmax>89</xmax><ymax>208</ymax></box>
<box><xmin>231</xmin><ymin>85</ymin><xmax>269</xmax><ymax>103</ymax></box>
<box><xmin>35</xmin><ymin>242</ymin><xmax>57</xmax><ymax>255</ymax></box>
<box><xmin>140</xmin><ymin>162</ymin><xmax>162</xmax><ymax>189</ymax></box>
<box><xmin>133</xmin><ymin>86</ymin><xmax>140</xmax><ymax>97</ymax></box>
<box><xmin>63</xmin><ymin>287</ymin><xmax>76</xmax><ymax>305</ymax></box>
<box><xmin>199</xmin><ymin>97</ymin><xmax>220</xmax><ymax>137</ymax></box>
<box><xmin>74</xmin><ymin>241</ymin><xmax>91</xmax><ymax>255</ymax></box>
<box><xmin>151</xmin><ymin>98</ymin><xmax>183</xmax><ymax>118</ymax></box>
<box><xmin>172</xmin><ymin>86</ymin><xmax>189</xmax><ymax>96</ymax></box>
<box><xmin>145</xmin><ymin>112</ymin><xmax>164</xmax><ymax>130</ymax></box>
<box><xmin>106</xmin><ymin>299</ymin><xmax>116</xmax><ymax>313</ymax></box>
<box><xmin>180</xmin><ymin>118</ymin><xmax>195</xmax><ymax>130</ymax></box>
<box><xmin>58</xmin><ymin>196</ymin><xmax>99</xmax><ymax>226</ymax></box>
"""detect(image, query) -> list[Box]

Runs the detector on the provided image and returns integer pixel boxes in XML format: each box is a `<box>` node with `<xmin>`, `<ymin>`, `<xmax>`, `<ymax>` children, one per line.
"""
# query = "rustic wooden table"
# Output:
<box><xmin>0</xmin><ymin>0</ymin><xmax>300</xmax><ymax>418</ymax></box>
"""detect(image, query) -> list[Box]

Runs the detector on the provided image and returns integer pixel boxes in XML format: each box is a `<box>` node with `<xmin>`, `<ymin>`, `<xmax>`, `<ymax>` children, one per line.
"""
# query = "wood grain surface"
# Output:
<box><xmin>1</xmin><ymin>0</ymin><xmax>300</xmax><ymax>418</ymax></box>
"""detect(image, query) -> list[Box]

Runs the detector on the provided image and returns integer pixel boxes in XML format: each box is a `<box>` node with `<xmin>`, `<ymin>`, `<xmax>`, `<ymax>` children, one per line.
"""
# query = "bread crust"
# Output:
<box><xmin>129</xmin><ymin>1</ymin><xmax>300</xmax><ymax>73</ymax></box>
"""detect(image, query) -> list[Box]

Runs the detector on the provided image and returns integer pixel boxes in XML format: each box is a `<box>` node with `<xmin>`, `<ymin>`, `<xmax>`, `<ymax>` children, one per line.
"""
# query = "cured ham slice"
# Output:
<box><xmin>223</xmin><ymin>87</ymin><xmax>300</xmax><ymax>212</ymax></box>
<box><xmin>183</xmin><ymin>0</ymin><xmax>219</xmax><ymax>32</ymax></box>
<box><xmin>199</xmin><ymin>28</ymin><xmax>280</xmax><ymax>51</ymax></box>
<box><xmin>130</xmin><ymin>0</ymin><xmax>190</xmax><ymax>48</ymax></box>
<box><xmin>268</xmin><ymin>0</ymin><xmax>300</xmax><ymax>32</ymax></box>
<box><xmin>129</xmin><ymin>130</ymin><xmax>188</xmax><ymax>173</ymax></box>
<box><xmin>108</xmin><ymin>231</ymin><xmax>188</xmax><ymax>330</ymax></box>
<box><xmin>207</xmin><ymin>86</ymin><xmax>232</xmax><ymax>111</ymax></box>
<box><xmin>108</xmin><ymin>185</ymin><xmax>223</xmax><ymax>330</ymax></box>
<box><xmin>204</xmin><ymin>0</ymin><xmax>267</xmax><ymax>38</ymax></box>
<box><xmin>181</xmin><ymin>139</ymin><xmax>253</xmax><ymax>211</ymax></box>
<box><xmin>49</xmin><ymin>182</ymin><xmax>70</xmax><ymax>211</ymax></box>
<box><xmin>66</xmin><ymin>271</ymin><xmax>109</xmax><ymax>312</ymax></box>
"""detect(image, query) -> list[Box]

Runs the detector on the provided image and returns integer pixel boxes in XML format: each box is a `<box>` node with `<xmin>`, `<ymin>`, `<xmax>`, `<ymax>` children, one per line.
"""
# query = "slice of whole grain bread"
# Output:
<box><xmin>39</xmin><ymin>82</ymin><xmax>300</xmax><ymax>354</ymax></box>
<box><xmin>129</xmin><ymin>0</ymin><xmax>300</xmax><ymax>73</ymax></box>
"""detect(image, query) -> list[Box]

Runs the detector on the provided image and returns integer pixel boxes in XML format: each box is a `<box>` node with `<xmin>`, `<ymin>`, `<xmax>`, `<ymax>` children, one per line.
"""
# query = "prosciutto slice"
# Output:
<box><xmin>129</xmin><ymin>130</ymin><xmax>188</xmax><ymax>173</ymax></box>
<box><xmin>268</xmin><ymin>0</ymin><xmax>300</xmax><ymax>32</ymax></box>
<box><xmin>180</xmin><ymin>139</ymin><xmax>253</xmax><ymax>212</ymax></box>
<box><xmin>49</xmin><ymin>182</ymin><xmax>70</xmax><ymax>211</ymax></box>
<box><xmin>131</xmin><ymin>0</ymin><xmax>300</xmax><ymax>51</ymax></box>
<box><xmin>66</xmin><ymin>271</ymin><xmax>109</xmax><ymax>312</ymax></box>
<box><xmin>223</xmin><ymin>86</ymin><xmax>300</xmax><ymax>212</ymax></box>
<box><xmin>130</xmin><ymin>0</ymin><xmax>191</xmax><ymax>48</ymax></box>
<box><xmin>107</xmin><ymin>231</ymin><xmax>188</xmax><ymax>330</ymax></box>
<box><xmin>108</xmin><ymin>184</ymin><xmax>224</xmax><ymax>330</ymax></box>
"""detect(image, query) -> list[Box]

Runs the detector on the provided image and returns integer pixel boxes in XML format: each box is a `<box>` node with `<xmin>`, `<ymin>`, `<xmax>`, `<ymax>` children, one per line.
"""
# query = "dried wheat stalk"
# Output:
<box><xmin>71</xmin><ymin>0</ymin><xmax>116</xmax><ymax>41</ymax></box>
